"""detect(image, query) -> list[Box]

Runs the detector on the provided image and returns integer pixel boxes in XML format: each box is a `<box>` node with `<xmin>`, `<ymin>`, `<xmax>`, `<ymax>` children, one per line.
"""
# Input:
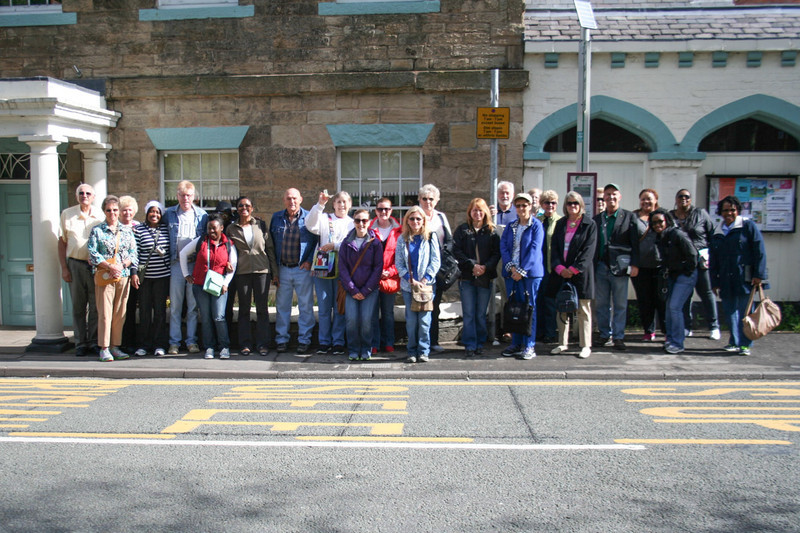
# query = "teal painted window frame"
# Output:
<box><xmin>318</xmin><ymin>1</ymin><xmax>440</xmax><ymax>16</ymax></box>
<box><xmin>0</xmin><ymin>12</ymin><xmax>76</xmax><ymax>27</ymax></box>
<box><xmin>326</xmin><ymin>124</ymin><xmax>433</xmax><ymax>147</ymax></box>
<box><xmin>145</xmin><ymin>126</ymin><xmax>249</xmax><ymax>151</ymax></box>
<box><xmin>139</xmin><ymin>4</ymin><xmax>254</xmax><ymax>21</ymax></box>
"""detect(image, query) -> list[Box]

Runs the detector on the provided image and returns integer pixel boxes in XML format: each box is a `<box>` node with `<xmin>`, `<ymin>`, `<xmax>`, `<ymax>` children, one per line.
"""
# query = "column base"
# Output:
<box><xmin>26</xmin><ymin>336</ymin><xmax>74</xmax><ymax>353</ymax></box>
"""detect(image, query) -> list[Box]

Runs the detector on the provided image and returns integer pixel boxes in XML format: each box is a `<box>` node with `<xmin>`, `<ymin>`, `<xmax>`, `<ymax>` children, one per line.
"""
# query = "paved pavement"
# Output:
<box><xmin>1</xmin><ymin>326</ymin><xmax>799</xmax><ymax>380</ymax></box>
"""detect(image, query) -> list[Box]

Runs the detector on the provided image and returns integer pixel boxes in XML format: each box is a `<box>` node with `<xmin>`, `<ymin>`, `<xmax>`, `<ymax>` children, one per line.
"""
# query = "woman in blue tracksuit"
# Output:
<box><xmin>709</xmin><ymin>195</ymin><xmax>768</xmax><ymax>356</ymax></box>
<box><xmin>499</xmin><ymin>192</ymin><xmax>544</xmax><ymax>360</ymax></box>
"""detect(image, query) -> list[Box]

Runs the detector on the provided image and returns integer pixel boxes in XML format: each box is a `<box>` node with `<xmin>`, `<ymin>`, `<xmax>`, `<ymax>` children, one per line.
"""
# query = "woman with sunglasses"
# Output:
<box><xmin>649</xmin><ymin>208</ymin><xmax>697</xmax><ymax>354</ymax></box>
<box><xmin>452</xmin><ymin>198</ymin><xmax>500</xmax><ymax>357</ymax></box>
<box><xmin>547</xmin><ymin>192</ymin><xmax>597</xmax><ymax>359</ymax></box>
<box><xmin>396</xmin><ymin>206</ymin><xmax>441</xmax><ymax>363</ymax></box>
<box><xmin>339</xmin><ymin>209</ymin><xmax>384</xmax><ymax>361</ymax></box>
<box><xmin>368</xmin><ymin>197</ymin><xmax>402</xmax><ymax>354</ymax></box>
<box><xmin>710</xmin><ymin>196</ymin><xmax>768</xmax><ymax>356</ymax></box>
<box><xmin>418</xmin><ymin>184</ymin><xmax>452</xmax><ymax>353</ymax></box>
<box><xmin>88</xmin><ymin>195</ymin><xmax>138</xmax><ymax>362</ymax></box>
<box><xmin>670</xmin><ymin>188</ymin><xmax>720</xmax><ymax>341</ymax></box>
<box><xmin>632</xmin><ymin>189</ymin><xmax>666</xmax><ymax>342</ymax></box>
<box><xmin>226</xmin><ymin>196</ymin><xmax>278</xmax><ymax>356</ymax></box>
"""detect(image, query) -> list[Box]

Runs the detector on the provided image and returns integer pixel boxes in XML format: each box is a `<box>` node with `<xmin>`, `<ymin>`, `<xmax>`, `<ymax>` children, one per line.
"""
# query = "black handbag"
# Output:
<box><xmin>555</xmin><ymin>281</ymin><xmax>579</xmax><ymax>314</ymax></box>
<box><xmin>435</xmin><ymin>214</ymin><xmax>460</xmax><ymax>291</ymax></box>
<box><xmin>503</xmin><ymin>284</ymin><xmax>532</xmax><ymax>336</ymax></box>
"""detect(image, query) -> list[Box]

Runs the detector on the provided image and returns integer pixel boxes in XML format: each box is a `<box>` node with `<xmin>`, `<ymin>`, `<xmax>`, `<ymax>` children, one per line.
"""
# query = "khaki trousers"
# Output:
<box><xmin>557</xmin><ymin>299</ymin><xmax>592</xmax><ymax>348</ymax></box>
<box><xmin>96</xmin><ymin>276</ymin><xmax>131</xmax><ymax>348</ymax></box>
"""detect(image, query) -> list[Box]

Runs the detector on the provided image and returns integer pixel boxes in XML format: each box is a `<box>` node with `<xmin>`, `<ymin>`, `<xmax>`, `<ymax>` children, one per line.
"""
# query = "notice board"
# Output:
<box><xmin>707</xmin><ymin>175</ymin><xmax>797</xmax><ymax>233</ymax></box>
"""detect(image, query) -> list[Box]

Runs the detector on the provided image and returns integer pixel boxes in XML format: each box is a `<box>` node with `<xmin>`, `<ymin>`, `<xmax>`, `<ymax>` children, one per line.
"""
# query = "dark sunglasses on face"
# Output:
<box><xmin>354</xmin><ymin>219</ymin><xmax>369</xmax><ymax>224</ymax></box>
<box><xmin>420</xmin><ymin>197</ymin><xmax>435</xmax><ymax>202</ymax></box>
<box><xmin>376</xmin><ymin>207</ymin><xmax>391</xmax><ymax>212</ymax></box>
<box><xmin>542</xmin><ymin>201</ymin><xmax>557</xmax><ymax>206</ymax></box>
<box><xmin>566</xmin><ymin>201</ymin><xmax>580</xmax><ymax>206</ymax></box>
<box><xmin>408</xmin><ymin>217</ymin><xmax>423</xmax><ymax>222</ymax></box>
<box><xmin>677</xmin><ymin>194</ymin><xmax>691</xmax><ymax>200</ymax></box>
<box><xmin>78</xmin><ymin>192</ymin><xmax>93</xmax><ymax>196</ymax></box>
<box><xmin>238</xmin><ymin>204</ymin><xmax>252</xmax><ymax>209</ymax></box>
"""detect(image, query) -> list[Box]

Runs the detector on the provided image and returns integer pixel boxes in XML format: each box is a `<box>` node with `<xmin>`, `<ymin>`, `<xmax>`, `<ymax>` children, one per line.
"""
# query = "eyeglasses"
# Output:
<box><xmin>542</xmin><ymin>201</ymin><xmax>557</xmax><ymax>206</ymax></box>
<box><xmin>104</xmin><ymin>208</ymin><xmax>118</xmax><ymax>213</ymax></box>
<box><xmin>408</xmin><ymin>217</ymin><xmax>423</xmax><ymax>222</ymax></box>
<box><xmin>566</xmin><ymin>201</ymin><xmax>580</xmax><ymax>206</ymax></box>
<box><xmin>677</xmin><ymin>194</ymin><xmax>691</xmax><ymax>200</ymax></box>
<box><xmin>420</xmin><ymin>197</ymin><xmax>435</xmax><ymax>202</ymax></box>
<box><xmin>78</xmin><ymin>191</ymin><xmax>93</xmax><ymax>197</ymax></box>
<box><xmin>237</xmin><ymin>204</ymin><xmax>252</xmax><ymax>209</ymax></box>
<box><xmin>354</xmin><ymin>219</ymin><xmax>369</xmax><ymax>224</ymax></box>
<box><xmin>375</xmin><ymin>207</ymin><xmax>391</xmax><ymax>212</ymax></box>
<box><xmin>721</xmin><ymin>208</ymin><xmax>737</xmax><ymax>214</ymax></box>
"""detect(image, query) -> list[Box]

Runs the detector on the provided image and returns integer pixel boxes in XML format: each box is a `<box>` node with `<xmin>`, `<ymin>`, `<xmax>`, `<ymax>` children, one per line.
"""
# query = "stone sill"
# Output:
<box><xmin>139</xmin><ymin>6</ymin><xmax>254</xmax><ymax>21</ymax></box>
<box><xmin>0</xmin><ymin>12</ymin><xmax>76</xmax><ymax>27</ymax></box>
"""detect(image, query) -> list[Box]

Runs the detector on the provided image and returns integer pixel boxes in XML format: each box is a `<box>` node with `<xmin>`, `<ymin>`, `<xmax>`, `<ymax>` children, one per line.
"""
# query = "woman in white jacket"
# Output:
<box><xmin>305</xmin><ymin>190</ymin><xmax>354</xmax><ymax>355</ymax></box>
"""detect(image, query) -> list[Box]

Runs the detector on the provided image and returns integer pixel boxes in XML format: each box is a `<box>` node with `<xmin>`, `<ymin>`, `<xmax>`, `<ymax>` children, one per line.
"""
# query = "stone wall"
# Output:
<box><xmin>0</xmin><ymin>0</ymin><xmax>528</xmax><ymax>224</ymax></box>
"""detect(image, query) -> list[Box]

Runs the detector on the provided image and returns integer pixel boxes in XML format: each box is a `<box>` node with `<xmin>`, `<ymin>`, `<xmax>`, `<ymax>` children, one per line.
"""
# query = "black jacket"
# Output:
<box><xmin>670</xmin><ymin>206</ymin><xmax>715</xmax><ymax>251</ymax></box>
<box><xmin>655</xmin><ymin>226</ymin><xmax>697</xmax><ymax>279</ymax></box>
<box><xmin>592</xmin><ymin>208</ymin><xmax>639</xmax><ymax>274</ymax></box>
<box><xmin>452</xmin><ymin>223</ymin><xmax>501</xmax><ymax>287</ymax></box>
<box><xmin>545</xmin><ymin>215</ymin><xmax>598</xmax><ymax>300</ymax></box>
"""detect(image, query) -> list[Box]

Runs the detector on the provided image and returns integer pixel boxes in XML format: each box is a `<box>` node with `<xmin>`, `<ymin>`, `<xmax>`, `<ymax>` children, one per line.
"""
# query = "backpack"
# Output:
<box><xmin>555</xmin><ymin>281</ymin><xmax>579</xmax><ymax>314</ymax></box>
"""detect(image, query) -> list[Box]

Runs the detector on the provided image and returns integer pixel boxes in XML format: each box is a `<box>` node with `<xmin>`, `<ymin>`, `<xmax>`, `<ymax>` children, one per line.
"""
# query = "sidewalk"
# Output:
<box><xmin>2</xmin><ymin>326</ymin><xmax>799</xmax><ymax>380</ymax></box>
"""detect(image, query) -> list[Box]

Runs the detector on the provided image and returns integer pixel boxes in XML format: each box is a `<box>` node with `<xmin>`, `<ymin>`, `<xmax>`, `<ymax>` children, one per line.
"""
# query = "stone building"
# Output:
<box><xmin>0</xmin><ymin>1</ymin><xmax>528</xmax><ymax>340</ymax></box>
<box><xmin>523</xmin><ymin>0</ymin><xmax>800</xmax><ymax>300</ymax></box>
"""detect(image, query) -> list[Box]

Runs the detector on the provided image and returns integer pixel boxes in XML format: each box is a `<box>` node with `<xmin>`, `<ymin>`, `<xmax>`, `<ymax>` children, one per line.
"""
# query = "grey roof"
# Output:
<box><xmin>525</xmin><ymin>6</ymin><xmax>800</xmax><ymax>42</ymax></box>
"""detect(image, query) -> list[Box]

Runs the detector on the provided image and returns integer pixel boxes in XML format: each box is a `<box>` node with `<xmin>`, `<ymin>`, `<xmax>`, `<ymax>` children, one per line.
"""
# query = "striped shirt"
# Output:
<box><xmin>133</xmin><ymin>223</ymin><xmax>171</xmax><ymax>279</ymax></box>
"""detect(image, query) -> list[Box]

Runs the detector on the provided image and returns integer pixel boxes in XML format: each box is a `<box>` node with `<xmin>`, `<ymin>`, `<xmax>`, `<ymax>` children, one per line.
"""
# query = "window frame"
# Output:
<box><xmin>159</xmin><ymin>149</ymin><xmax>240</xmax><ymax>210</ymax></box>
<box><xmin>0</xmin><ymin>1</ymin><xmax>62</xmax><ymax>13</ymax></box>
<box><xmin>337</xmin><ymin>147</ymin><xmax>423</xmax><ymax>216</ymax></box>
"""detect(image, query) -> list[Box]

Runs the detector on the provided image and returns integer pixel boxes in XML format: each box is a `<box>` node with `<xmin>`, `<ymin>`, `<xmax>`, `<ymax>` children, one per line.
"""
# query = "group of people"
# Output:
<box><xmin>59</xmin><ymin>177</ymin><xmax>768</xmax><ymax>363</ymax></box>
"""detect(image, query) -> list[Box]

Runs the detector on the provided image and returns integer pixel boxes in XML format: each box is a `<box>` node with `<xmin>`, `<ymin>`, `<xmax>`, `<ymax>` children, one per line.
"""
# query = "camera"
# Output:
<box><xmin>155</xmin><ymin>245</ymin><xmax>167</xmax><ymax>257</ymax></box>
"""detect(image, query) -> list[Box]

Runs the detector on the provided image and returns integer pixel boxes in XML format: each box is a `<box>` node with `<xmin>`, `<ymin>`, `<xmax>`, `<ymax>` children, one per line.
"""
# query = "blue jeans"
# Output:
<box><xmin>313</xmin><ymin>276</ymin><xmax>346</xmax><ymax>347</ymax></box>
<box><xmin>505</xmin><ymin>276</ymin><xmax>541</xmax><ymax>350</ymax></box>
<box><xmin>721</xmin><ymin>290</ymin><xmax>755</xmax><ymax>348</ymax></box>
<box><xmin>275</xmin><ymin>265</ymin><xmax>315</xmax><ymax>345</ymax></box>
<box><xmin>536</xmin><ymin>271</ymin><xmax>558</xmax><ymax>340</ymax></box>
<box><xmin>346</xmin><ymin>290</ymin><xmax>378</xmax><ymax>358</ymax></box>
<box><xmin>683</xmin><ymin>267</ymin><xmax>720</xmax><ymax>330</ymax></box>
<box><xmin>371</xmin><ymin>291</ymin><xmax>397</xmax><ymax>349</ymax></box>
<box><xmin>192</xmin><ymin>284</ymin><xmax>230</xmax><ymax>350</ymax></box>
<box><xmin>666</xmin><ymin>271</ymin><xmax>697</xmax><ymax>349</ymax></box>
<box><xmin>402</xmin><ymin>290</ymin><xmax>432</xmax><ymax>356</ymax></box>
<box><xmin>169</xmin><ymin>262</ymin><xmax>198</xmax><ymax>346</ymax></box>
<box><xmin>459</xmin><ymin>280</ymin><xmax>491</xmax><ymax>350</ymax></box>
<box><xmin>595</xmin><ymin>262</ymin><xmax>630</xmax><ymax>340</ymax></box>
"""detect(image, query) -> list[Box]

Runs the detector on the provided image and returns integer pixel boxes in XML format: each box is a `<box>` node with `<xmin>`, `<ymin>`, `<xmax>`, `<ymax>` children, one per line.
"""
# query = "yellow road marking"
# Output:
<box><xmin>296</xmin><ymin>436</ymin><xmax>475</xmax><ymax>443</ymax></box>
<box><xmin>0</xmin><ymin>417</ymin><xmax>48</xmax><ymax>421</ymax></box>
<box><xmin>627</xmin><ymin>399</ymin><xmax>800</xmax><ymax>403</ymax></box>
<box><xmin>209</xmin><ymin>399</ymin><xmax>408</xmax><ymax>410</ymax></box>
<box><xmin>10</xmin><ymin>432</ymin><xmax>176</xmax><ymax>439</ymax></box>
<box><xmin>0</xmin><ymin>424</ymin><xmax>29</xmax><ymax>428</ymax></box>
<box><xmin>616</xmin><ymin>438</ymin><xmax>793</xmax><ymax>445</ymax></box>
<box><xmin>0</xmin><ymin>403</ymin><xmax>89</xmax><ymax>408</ymax></box>
<box><xmin>0</xmin><ymin>409</ymin><xmax>61</xmax><ymax>415</ymax></box>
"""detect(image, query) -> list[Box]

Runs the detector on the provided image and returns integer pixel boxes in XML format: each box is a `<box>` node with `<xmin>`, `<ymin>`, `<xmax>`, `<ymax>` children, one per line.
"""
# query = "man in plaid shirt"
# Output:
<box><xmin>270</xmin><ymin>188</ymin><xmax>318</xmax><ymax>355</ymax></box>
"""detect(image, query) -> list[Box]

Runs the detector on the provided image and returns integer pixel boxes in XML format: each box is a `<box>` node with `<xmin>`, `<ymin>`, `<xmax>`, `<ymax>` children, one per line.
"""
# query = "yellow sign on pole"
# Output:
<box><xmin>476</xmin><ymin>107</ymin><xmax>510</xmax><ymax>139</ymax></box>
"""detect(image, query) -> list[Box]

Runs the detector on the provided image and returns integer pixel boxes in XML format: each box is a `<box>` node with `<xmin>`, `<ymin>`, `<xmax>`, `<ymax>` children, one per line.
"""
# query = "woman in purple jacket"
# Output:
<box><xmin>339</xmin><ymin>209</ymin><xmax>384</xmax><ymax>361</ymax></box>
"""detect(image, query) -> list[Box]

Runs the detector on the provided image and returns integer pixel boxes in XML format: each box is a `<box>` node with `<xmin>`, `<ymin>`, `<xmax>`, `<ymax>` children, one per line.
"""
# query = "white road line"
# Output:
<box><xmin>0</xmin><ymin>436</ymin><xmax>646</xmax><ymax>451</ymax></box>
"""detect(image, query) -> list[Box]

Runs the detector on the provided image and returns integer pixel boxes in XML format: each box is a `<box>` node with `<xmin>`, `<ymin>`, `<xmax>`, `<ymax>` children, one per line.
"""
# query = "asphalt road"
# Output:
<box><xmin>1</xmin><ymin>378</ymin><xmax>799</xmax><ymax>532</ymax></box>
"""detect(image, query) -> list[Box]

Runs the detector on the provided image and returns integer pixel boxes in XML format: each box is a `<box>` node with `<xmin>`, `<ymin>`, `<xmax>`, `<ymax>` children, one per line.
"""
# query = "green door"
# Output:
<box><xmin>0</xmin><ymin>182</ymin><xmax>71</xmax><ymax>326</ymax></box>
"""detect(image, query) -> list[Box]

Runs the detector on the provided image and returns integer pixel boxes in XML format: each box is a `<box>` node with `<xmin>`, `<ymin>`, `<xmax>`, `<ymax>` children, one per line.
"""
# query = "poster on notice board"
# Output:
<box><xmin>707</xmin><ymin>175</ymin><xmax>797</xmax><ymax>233</ymax></box>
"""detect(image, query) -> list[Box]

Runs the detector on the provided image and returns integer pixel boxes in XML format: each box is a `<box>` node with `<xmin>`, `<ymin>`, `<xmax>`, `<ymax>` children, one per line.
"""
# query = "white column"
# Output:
<box><xmin>76</xmin><ymin>143</ymin><xmax>111</xmax><ymax>206</ymax></box>
<box><xmin>20</xmin><ymin>135</ymin><xmax>70</xmax><ymax>351</ymax></box>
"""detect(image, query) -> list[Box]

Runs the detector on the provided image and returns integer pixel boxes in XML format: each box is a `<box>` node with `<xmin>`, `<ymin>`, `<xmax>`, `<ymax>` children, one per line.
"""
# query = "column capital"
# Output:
<box><xmin>18</xmin><ymin>135</ymin><xmax>68</xmax><ymax>151</ymax></box>
<box><xmin>75</xmin><ymin>142</ymin><xmax>112</xmax><ymax>153</ymax></box>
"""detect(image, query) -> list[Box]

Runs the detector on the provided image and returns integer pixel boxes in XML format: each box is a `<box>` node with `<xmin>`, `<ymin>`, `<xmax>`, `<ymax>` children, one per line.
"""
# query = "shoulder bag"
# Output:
<box><xmin>407</xmin><ymin>241</ymin><xmax>434</xmax><ymax>312</ymax></box>
<box><xmin>337</xmin><ymin>239</ymin><xmax>372</xmax><ymax>315</ymax></box>
<box><xmin>503</xmin><ymin>281</ymin><xmax>533</xmax><ymax>336</ymax></box>
<box><xmin>202</xmin><ymin>239</ymin><xmax>227</xmax><ymax>297</ymax></box>
<box><xmin>435</xmin><ymin>213</ymin><xmax>460</xmax><ymax>291</ymax></box>
<box><xmin>312</xmin><ymin>214</ymin><xmax>338</xmax><ymax>279</ymax></box>
<box><xmin>743</xmin><ymin>284</ymin><xmax>781</xmax><ymax>341</ymax></box>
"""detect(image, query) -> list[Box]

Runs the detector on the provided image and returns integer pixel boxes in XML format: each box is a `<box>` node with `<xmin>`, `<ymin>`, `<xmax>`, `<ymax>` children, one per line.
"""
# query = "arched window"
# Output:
<box><xmin>544</xmin><ymin>119</ymin><xmax>652</xmax><ymax>153</ymax></box>
<box><xmin>699</xmin><ymin>118</ymin><xmax>799</xmax><ymax>152</ymax></box>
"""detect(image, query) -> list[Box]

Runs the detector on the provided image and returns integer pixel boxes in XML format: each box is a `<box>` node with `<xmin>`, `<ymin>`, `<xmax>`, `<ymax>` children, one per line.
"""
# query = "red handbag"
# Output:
<box><xmin>379</xmin><ymin>277</ymin><xmax>400</xmax><ymax>294</ymax></box>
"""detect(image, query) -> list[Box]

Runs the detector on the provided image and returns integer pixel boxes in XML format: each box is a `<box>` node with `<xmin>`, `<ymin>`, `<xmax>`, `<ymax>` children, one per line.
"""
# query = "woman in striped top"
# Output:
<box><xmin>131</xmin><ymin>201</ymin><xmax>171</xmax><ymax>356</ymax></box>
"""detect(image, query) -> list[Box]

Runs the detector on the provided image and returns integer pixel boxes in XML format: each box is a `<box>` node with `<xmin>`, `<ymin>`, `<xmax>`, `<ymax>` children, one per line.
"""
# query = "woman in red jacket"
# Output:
<box><xmin>368</xmin><ymin>197</ymin><xmax>402</xmax><ymax>354</ymax></box>
<box><xmin>180</xmin><ymin>216</ymin><xmax>238</xmax><ymax>359</ymax></box>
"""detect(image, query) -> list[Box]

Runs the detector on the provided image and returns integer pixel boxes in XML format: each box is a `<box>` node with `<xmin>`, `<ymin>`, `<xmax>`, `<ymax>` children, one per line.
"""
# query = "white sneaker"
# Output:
<box><xmin>520</xmin><ymin>347</ymin><xmax>536</xmax><ymax>360</ymax></box>
<box><xmin>204</xmin><ymin>348</ymin><xmax>214</xmax><ymax>359</ymax></box>
<box><xmin>154</xmin><ymin>348</ymin><xmax>165</xmax><ymax>356</ymax></box>
<box><xmin>134</xmin><ymin>348</ymin><xmax>147</xmax><ymax>357</ymax></box>
<box><xmin>684</xmin><ymin>329</ymin><xmax>693</xmax><ymax>337</ymax></box>
<box><xmin>98</xmin><ymin>349</ymin><xmax>113</xmax><ymax>362</ymax></box>
<box><xmin>220</xmin><ymin>348</ymin><xmax>230</xmax><ymax>359</ymax></box>
<box><xmin>578</xmin><ymin>347</ymin><xmax>591</xmax><ymax>359</ymax></box>
<box><xmin>550</xmin><ymin>345</ymin><xmax>569</xmax><ymax>355</ymax></box>
<box><xmin>710</xmin><ymin>329</ymin><xmax>721</xmax><ymax>341</ymax></box>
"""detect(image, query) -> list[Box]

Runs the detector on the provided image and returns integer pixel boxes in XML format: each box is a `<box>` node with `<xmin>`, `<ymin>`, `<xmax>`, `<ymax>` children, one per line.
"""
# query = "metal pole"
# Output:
<box><xmin>576</xmin><ymin>27</ymin><xmax>592</xmax><ymax>172</ymax></box>
<box><xmin>488</xmin><ymin>68</ymin><xmax>500</xmax><ymax>345</ymax></box>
